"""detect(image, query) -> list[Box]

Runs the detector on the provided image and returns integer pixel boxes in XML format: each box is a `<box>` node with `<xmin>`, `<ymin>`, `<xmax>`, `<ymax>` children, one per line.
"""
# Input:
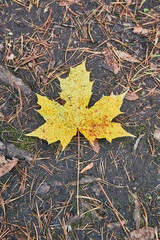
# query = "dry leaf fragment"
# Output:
<box><xmin>59</xmin><ymin>0</ymin><xmax>79</xmax><ymax>7</ymax></box>
<box><xmin>90</xmin><ymin>139</ymin><xmax>100</xmax><ymax>153</ymax></box>
<box><xmin>128</xmin><ymin>189</ymin><xmax>141</xmax><ymax>230</ymax></box>
<box><xmin>130</xmin><ymin>226</ymin><xmax>156</xmax><ymax>240</ymax></box>
<box><xmin>107</xmin><ymin>220</ymin><xmax>127</xmax><ymax>230</ymax></box>
<box><xmin>133</xmin><ymin>26</ymin><xmax>149</xmax><ymax>35</ymax></box>
<box><xmin>125</xmin><ymin>0</ymin><xmax>132</xmax><ymax>4</ymax></box>
<box><xmin>0</xmin><ymin>155</ymin><xmax>18</xmax><ymax>177</ymax></box>
<box><xmin>0</xmin><ymin>43</ymin><xmax>4</xmax><ymax>51</ymax></box>
<box><xmin>80</xmin><ymin>163</ymin><xmax>93</xmax><ymax>173</ymax></box>
<box><xmin>104</xmin><ymin>45</ymin><xmax>120</xmax><ymax>74</ymax></box>
<box><xmin>40</xmin><ymin>75</ymin><xmax>48</xmax><ymax>84</ymax></box>
<box><xmin>125</xmin><ymin>91</ymin><xmax>139</xmax><ymax>101</ymax></box>
<box><xmin>115</xmin><ymin>50</ymin><xmax>140</xmax><ymax>63</ymax></box>
<box><xmin>150</xmin><ymin>62</ymin><xmax>159</xmax><ymax>71</ymax></box>
<box><xmin>7</xmin><ymin>53</ymin><xmax>16</xmax><ymax>61</ymax></box>
<box><xmin>0</xmin><ymin>112</ymin><xmax>5</xmax><ymax>119</ymax></box>
<box><xmin>37</xmin><ymin>182</ymin><xmax>50</xmax><ymax>195</ymax></box>
<box><xmin>70</xmin><ymin>175</ymin><xmax>96</xmax><ymax>186</ymax></box>
<box><xmin>103</xmin><ymin>44</ymin><xmax>139</xmax><ymax>74</ymax></box>
<box><xmin>91</xmin><ymin>184</ymin><xmax>101</xmax><ymax>196</ymax></box>
<box><xmin>153</xmin><ymin>128</ymin><xmax>160</xmax><ymax>141</ymax></box>
<box><xmin>27</xmin><ymin>61</ymin><xmax>134</xmax><ymax>150</ymax></box>
<box><xmin>132</xmin><ymin>194</ymin><xmax>141</xmax><ymax>230</ymax></box>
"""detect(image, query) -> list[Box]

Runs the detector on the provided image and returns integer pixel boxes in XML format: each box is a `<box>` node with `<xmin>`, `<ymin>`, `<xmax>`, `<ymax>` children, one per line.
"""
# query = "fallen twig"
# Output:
<box><xmin>0</xmin><ymin>65</ymin><xmax>32</xmax><ymax>96</ymax></box>
<box><xmin>0</xmin><ymin>141</ymin><xmax>33</xmax><ymax>161</ymax></box>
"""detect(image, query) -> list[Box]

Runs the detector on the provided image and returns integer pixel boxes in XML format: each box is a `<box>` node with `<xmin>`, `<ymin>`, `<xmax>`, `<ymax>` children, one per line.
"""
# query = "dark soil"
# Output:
<box><xmin>0</xmin><ymin>0</ymin><xmax>160</xmax><ymax>239</ymax></box>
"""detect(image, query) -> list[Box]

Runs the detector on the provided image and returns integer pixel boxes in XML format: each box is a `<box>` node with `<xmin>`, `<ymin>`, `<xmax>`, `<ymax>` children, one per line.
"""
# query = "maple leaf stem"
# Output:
<box><xmin>77</xmin><ymin>130</ymin><xmax>80</xmax><ymax>216</ymax></box>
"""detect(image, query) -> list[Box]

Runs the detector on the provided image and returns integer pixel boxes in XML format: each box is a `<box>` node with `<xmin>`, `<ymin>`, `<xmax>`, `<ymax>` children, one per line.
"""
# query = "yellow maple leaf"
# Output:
<box><xmin>27</xmin><ymin>61</ymin><xmax>134</xmax><ymax>150</ymax></box>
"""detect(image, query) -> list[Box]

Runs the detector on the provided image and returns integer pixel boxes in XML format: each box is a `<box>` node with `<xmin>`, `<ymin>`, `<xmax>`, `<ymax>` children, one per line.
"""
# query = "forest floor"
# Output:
<box><xmin>0</xmin><ymin>0</ymin><xmax>160</xmax><ymax>239</ymax></box>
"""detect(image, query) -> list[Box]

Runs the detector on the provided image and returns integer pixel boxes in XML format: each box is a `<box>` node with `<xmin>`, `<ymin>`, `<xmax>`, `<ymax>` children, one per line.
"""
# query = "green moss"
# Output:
<box><xmin>144</xmin><ymin>193</ymin><xmax>152</xmax><ymax>204</ymax></box>
<box><xmin>143</xmin><ymin>8</ymin><xmax>150</xmax><ymax>13</ymax></box>
<box><xmin>117</xmin><ymin>235</ymin><xmax>126</xmax><ymax>240</ymax></box>
<box><xmin>70</xmin><ymin>210</ymin><xmax>93</xmax><ymax>230</ymax></box>
<box><xmin>0</xmin><ymin>125</ymin><xmax>34</xmax><ymax>151</ymax></box>
<box><xmin>128</xmin><ymin>194</ymin><xmax>135</xmax><ymax>206</ymax></box>
<box><xmin>135</xmin><ymin>124</ymin><xmax>147</xmax><ymax>134</ymax></box>
<box><xmin>70</xmin><ymin>221</ymin><xmax>79</xmax><ymax>229</ymax></box>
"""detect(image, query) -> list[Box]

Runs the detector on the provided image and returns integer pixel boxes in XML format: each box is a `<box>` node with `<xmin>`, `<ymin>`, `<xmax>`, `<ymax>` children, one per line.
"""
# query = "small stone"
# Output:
<box><xmin>7</xmin><ymin>53</ymin><xmax>16</xmax><ymax>61</ymax></box>
<box><xmin>37</xmin><ymin>183</ymin><xmax>50</xmax><ymax>195</ymax></box>
<box><xmin>154</xmin><ymin>128</ymin><xmax>160</xmax><ymax>142</ymax></box>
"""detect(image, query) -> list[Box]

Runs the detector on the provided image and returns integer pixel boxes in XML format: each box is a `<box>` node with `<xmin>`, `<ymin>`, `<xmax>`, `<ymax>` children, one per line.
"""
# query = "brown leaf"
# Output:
<box><xmin>130</xmin><ymin>226</ymin><xmax>155</xmax><ymax>240</ymax></box>
<box><xmin>115</xmin><ymin>50</ymin><xmax>140</xmax><ymax>63</ymax></box>
<box><xmin>56</xmin><ymin>97</ymin><xmax>66</xmax><ymax>106</ymax></box>
<box><xmin>127</xmin><ymin>189</ymin><xmax>141</xmax><ymax>231</ymax></box>
<box><xmin>90</xmin><ymin>139</ymin><xmax>100</xmax><ymax>153</ymax></box>
<box><xmin>104</xmin><ymin>44</ymin><xmax>120</xmax><ymax>74</ymax></box>
<box><xmin>107</xmin><ymin>220</ymin><xmax>127</xmax><ymax>230</ymax></box>
<box><xmin>80</xmin><ymin>163</ymin><xmax>93</xmax><ymax>173</ymax></box>
<box><xmin>133</xmin><ymin>26</ymin><xmax>149</xmax><ymax>35</ymax></box>
<box><xmin>59</xmin><ymin>0</ymin><xmax>79</xmax><ymax>7</ymax></box>
<box><xmin>150</xmin><ymin>62</ymin><xmax>159</xmax><ymax>71</ymax></box>
<box><xmin>40</xmin><ymin>75</ymin><xmax>48</xmax><ymax>84</ymax></box>
<box><xmin>132</xmin><ymin>193</ymin><xmax>141</xmax><ymax>230</ymax></box>
<box><xmin>0</xmin><ymin>155</ymin><xmax>18</xmax><ymax>177</ymax></box>
<box><xmin>79</xmin><ymin>175</ymin><xmax>96</xmax><ymax>185</ymax></box>
<box><xmin>125</xmin><ymin>91</ymin><xmax>139</xmax><ymax>101</ymax></box>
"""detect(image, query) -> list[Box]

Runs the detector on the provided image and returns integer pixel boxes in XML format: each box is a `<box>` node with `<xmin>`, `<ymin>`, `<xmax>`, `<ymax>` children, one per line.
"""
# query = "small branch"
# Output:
<box><xmin>0</xmin><ymin>65</ymin><xmax>32</xmax><ymax>96</ymax></box>
<box><xmin>0</xmin><ymin>141</ymin><xmax>33</xmax><ymax>162</ymax></box>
